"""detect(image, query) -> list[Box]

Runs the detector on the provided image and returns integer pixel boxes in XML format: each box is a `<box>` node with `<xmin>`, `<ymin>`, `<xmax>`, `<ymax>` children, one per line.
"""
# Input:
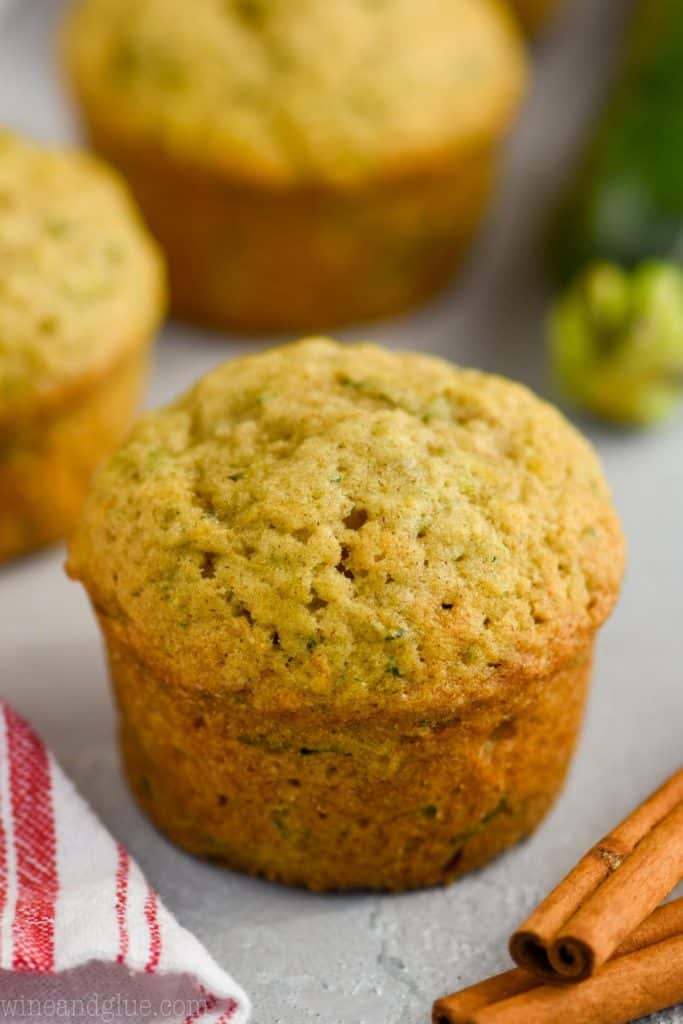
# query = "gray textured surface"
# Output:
<box><xmin>1</xmin><ymin>1</ymin><xmax>682</xmax><ymax>1021</ymax></box>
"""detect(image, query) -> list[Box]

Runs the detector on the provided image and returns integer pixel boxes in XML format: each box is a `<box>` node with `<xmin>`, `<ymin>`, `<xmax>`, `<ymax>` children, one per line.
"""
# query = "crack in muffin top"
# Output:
<box><xmin>68</xmin><ymin>338</ymin><xmax>624</xmax><ymax>714</ymax></box>
<box><xmin>65</xmin><ymin>0</ymin><xmax>526</xmax><ymax>185</ymax></box>
<box><xmin>0</xmin><ymin>132</ymin><xmax>165</xmax><ymax>422</ymax></box>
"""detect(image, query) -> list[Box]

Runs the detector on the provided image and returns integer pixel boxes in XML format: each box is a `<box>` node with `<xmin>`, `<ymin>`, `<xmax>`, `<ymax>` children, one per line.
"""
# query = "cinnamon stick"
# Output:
<box><xmin>509</xmin><ymin>767</ymin><xmax>683</xmax><ymax>981</ymax></box>
<box><xmin>432</xmin><ymin>897</ymin><xmax>683</xmax><ymax>1024</ymax></box>
<box><xmin>464</xmin><ymin>934</ymin><xmax>683</xmax><ymax>1024</ymax></box>
<box><xmin>432</xmin><ymin>968</ymin><xmax>538</xmax><ymax>1024</ymax></box>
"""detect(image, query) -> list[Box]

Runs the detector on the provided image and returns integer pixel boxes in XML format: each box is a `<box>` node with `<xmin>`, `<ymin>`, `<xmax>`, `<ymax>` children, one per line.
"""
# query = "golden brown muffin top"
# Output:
<box><xmin>68</xmin><ymin>339</ymin><xmax>624</xmax><ymax>716</ymax></box>
<box><xmin>65</xmin><ymin>0</ymin><xmax>527</xmax><ymax>185</ymax></box>
<box><xmin>0</xmin><ymin>132</ymin><xmax>164</xmax><ymax>424</ymax></box>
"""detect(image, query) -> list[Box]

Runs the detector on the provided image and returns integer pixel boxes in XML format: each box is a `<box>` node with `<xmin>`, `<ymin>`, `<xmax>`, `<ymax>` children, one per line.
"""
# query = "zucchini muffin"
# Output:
<box><xmin>64</xmin><ymin>0</ymin><xmax>527</xmax><ymax>332</ymax></box>
<box><xmin>68</xmin><ymin>339</ymin><xmax>623</xmax><ymax>890</ymax></box>
<box><xmin>0</xmin><ymin>131</ymin><xmax>165</xmax><ymax>562</ymax></box>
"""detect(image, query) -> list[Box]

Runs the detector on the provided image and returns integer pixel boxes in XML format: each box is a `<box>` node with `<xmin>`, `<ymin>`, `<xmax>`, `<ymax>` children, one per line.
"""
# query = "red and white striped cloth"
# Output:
<box><xmin>0</xmin><ymin>702</ymin><xmax>250</xmax><ymax>1024</ymax></box>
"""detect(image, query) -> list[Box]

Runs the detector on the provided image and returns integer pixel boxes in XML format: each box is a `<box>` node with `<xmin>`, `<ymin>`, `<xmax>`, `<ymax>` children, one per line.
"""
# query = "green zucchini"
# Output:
<box><xmin>549</xmin><ymin>0</ymin><xmax>683</xmax><ymax>426</ymax></box>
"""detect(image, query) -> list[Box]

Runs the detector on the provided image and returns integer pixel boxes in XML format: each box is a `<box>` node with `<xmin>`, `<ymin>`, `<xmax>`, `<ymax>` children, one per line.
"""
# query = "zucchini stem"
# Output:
<box><xmin>549</xmin><ymin>261</ymin><xmax>683</xmax><ymax>426</ymax></box>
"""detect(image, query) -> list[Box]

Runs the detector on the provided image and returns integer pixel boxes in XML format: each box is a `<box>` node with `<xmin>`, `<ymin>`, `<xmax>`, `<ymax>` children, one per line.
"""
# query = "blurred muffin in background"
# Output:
<box><xmin>0</xmin><ymin>131</ymin><xmax>165</xmax><ymax>562</ymax></box>
<box><xmin>510</xmin><ymin>0</ymin><xmax>560</xmax><ymax>34</ymax></box>
<box><xmin>64</xmin><ymin>0</ymin><xmax>527</xmax><ymax>332</ymax></box>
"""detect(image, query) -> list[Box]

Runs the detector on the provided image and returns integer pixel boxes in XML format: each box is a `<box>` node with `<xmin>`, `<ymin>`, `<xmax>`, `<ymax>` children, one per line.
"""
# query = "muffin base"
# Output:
<box><xmin>101</xmin><ymin>616</ymin><xmax>594</xmax><ymax>891</ymax></box>
<box><xmin>79</xmin><ymin>125</ymin><xmax>500</xmax><ymax>333</ymax></box>
<box><xmin>0</xmin><ymin>346</ymin><xmax>149</xmax><ymax>562</ymax></box>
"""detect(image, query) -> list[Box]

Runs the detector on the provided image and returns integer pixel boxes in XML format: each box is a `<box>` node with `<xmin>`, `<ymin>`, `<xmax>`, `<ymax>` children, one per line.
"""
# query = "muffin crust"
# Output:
<box><xmin>65</xmin><ymin>0</ymin><xmax>526</xmax><ymax>186</ymax></box>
